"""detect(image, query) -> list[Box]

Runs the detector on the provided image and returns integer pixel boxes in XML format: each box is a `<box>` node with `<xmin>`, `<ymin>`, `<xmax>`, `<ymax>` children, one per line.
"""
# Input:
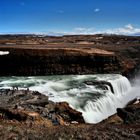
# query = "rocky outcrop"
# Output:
<box><xmin>0</xmin><ymin>47</ymin><xmax>119</xmax><ymax>76</ymax></box>
<box><xmin>55</xmin><ymin>102</ymin><xmax>84</xmax><ymax>123</ymax></box>
<box><xmin>0</xmin><ymin>89</ymin><xmax>85</xmax><ymax>125</ymax></box>
<box><xmin>117</xmin><ymin>98</ymin><xmax>140</xmax><ymax>124</ymax></box>
<box><xmin>84</xmin><ymin>80</ymin><xmax>114</xmax><ymax>93</ymax></box>
<box><xmin>0</xmin><ymin>34</ymin><xmax>140</xmax><ymax>76</ymax></box>
<box><xmin>0</xmin><ymin>89</ymin><xmax>140</xmax><ymax>139</ymax></box>
<box><xmin>101</xmin><ymin>97</ymin><xmax>140</xmax><ymax>125</ymax></box>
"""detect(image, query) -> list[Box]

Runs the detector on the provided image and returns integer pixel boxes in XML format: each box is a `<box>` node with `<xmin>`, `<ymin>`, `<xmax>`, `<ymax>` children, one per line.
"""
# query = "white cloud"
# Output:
<box><xmin>125</xmin><ymin>24</ymin><xmax>134</xmax><ymax>30</ymax></box>
<box><xmin>74</xmin><ymin>27</ymin><xmax>94</xmax><ymax>34</ymax></box>
<box><xmin>41</xmin><ymin>27</ymin><xmax>95</xmax><ymax>36</ymax></box>
<box><xmin>94</xmin><ymin>8</ymin><xmax>100</xmax><ymax>12</ymax></box>
<box><xmin>15</xmin><ymin>24</ymin><xmax>139</xmax><ymax>36</ymax></box>
<box><xmin>36</xmin><ymin>25</ymin><xmax>140</xmax><ymax>36</ymax></box>
<box><xmin>72</xmin><ymin>24</ymin><xmax>140</xmax><ymax>35</ymax></box>
<box><xmin>100</xmin><ymin>24</ymin><xmax>140</xmax><ymax>35</ymax></box>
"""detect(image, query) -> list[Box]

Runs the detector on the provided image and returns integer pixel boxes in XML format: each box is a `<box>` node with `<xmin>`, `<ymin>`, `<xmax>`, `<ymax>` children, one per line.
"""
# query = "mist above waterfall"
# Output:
<box><xmin>126</xmin><ymin>74</ymin><xmax>140</xmax><ymax>103</ymax></box>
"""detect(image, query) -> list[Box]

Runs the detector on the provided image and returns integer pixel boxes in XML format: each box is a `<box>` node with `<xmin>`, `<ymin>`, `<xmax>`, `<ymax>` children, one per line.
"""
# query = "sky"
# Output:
<box><xmin>0</xmin><ymin>0</ymin><xmax>140</xmax><ymax>35</ymax></box>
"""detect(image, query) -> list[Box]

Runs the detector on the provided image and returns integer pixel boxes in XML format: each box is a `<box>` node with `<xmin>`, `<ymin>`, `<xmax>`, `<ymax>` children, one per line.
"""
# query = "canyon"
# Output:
<box><xmin>0</xmin><ymin>34</ymin><xmax>140</xmax><ymax>139</ymax></box>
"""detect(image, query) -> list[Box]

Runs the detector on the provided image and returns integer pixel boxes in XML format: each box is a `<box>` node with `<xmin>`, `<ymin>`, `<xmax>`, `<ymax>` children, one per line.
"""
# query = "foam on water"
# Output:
<box><xmin>0</xmin><ymin>74</ymin><xmax>138</xmax><ymax>123</ymax></box>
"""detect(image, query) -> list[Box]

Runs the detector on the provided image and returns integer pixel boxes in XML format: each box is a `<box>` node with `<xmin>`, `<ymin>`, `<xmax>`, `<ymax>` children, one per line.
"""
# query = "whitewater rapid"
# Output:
<box><xmin>0</xmin><ymin>74</ymin><xmax>139</xmax><ymax>123</ymax></box>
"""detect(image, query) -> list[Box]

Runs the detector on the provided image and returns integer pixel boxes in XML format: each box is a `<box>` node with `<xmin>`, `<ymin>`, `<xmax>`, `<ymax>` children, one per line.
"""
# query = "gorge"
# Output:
<box><xmin>0</xmin><ymin>74</ymin><xmax>134</xmax><ymax>123</ymax></box>
<box><xmin>0</xmin><ymin>34</ymin><xmax>140</xmax><ymax>139</ymax></box>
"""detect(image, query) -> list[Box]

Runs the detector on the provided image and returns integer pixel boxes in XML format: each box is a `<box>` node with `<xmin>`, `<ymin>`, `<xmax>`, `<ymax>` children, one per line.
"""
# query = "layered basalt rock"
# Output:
<box><xmin>0</xmin><ymin>34</ymin><xmax>140</xmax><ymax>77</ymax></box>
<box><xmin>0</xmin><ymin>47</ymin><xmax>119</xmax><ymax>76</ymax></box>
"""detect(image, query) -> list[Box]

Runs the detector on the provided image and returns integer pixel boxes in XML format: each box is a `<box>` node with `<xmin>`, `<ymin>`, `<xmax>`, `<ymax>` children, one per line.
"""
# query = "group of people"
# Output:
<box><xmin>12</xmin><ymin>86</ymin><xmax>29</xmax><ymax>91</ymax></box>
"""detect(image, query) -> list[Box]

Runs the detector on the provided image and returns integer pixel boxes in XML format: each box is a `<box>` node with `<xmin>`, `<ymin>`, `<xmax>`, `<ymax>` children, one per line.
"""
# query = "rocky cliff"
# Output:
<box><xmin>0</xmin><ymin>34</ymin><xmax>140</xmax><ymax>77</ymax></box>
<box><xmin>0</xmin><ymin>47</ymin><xmax>119</xmax><ymax>76</ymax></box>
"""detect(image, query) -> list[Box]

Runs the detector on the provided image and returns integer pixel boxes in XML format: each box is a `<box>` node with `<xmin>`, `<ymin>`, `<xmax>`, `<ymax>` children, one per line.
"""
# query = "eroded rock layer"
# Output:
<box><xmin>0</xmin><ymin>34</ymin><xmax>140</xmax><ymax>77</ymax></box>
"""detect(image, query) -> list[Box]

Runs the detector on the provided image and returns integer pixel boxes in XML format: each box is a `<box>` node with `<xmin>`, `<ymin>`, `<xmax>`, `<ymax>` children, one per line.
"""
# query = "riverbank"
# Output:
<box><xmin>0</xmin><ymin>88</ymin><xmax>139</xmax><ymax>139</ymax></box>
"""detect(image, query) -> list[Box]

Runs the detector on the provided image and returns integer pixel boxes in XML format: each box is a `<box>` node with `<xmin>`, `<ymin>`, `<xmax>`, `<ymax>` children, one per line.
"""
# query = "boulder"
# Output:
<box><xmin>0</xmin><ymin>89</ymin><xmax>85</xmax><ymax>125</ymax></box>
<box><xmin>26</xmin><ymin>96</ymin><xmax>49</xmax><ymax>107</ymax></box>
<box><xmin>84</xmin><ymin>80</ymin><xmax>114</xmax><ymax>93</ymax></box>
<box><xmin>55</xmin><ymin>102</ymin><xmax>85</xmax><ymax>123</ymax></box>
<box><xmin>117</xmin><ymin>98</ymin><xmax>140</xmax><ymax>124</ymax></box>
<box><xmin>0</xmin><ymin>107</ymin><xmax>27</xmax><ymax>121</ymax></box>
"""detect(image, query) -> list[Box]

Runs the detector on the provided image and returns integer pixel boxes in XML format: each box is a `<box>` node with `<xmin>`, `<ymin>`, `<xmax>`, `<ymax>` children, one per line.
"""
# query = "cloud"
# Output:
<box><xmin>72</xmin><ymin>25</ymin><xmax>140</xmax><ymax>35</ymax></box>
<box><xmin>75</xmin><ymin>27</ymin><xmax>93</xmax><ymax>34</ymax></box>
<box><xmin>125</xmin><ymin>24</ymin><xmax>134</xmax><ymax>30</ymax></box>
<box><xmin>74</xmin><ymin>27</ymin><xmax>94</xmax><ymax>34</ymax></box>
<box><xmin>41</xmin><ymin>27</ymin><xmax>95</xmax><ymax>36</ymax></box>
<box><xmin>100</xmin><ymin>24</ymin><xmax>140</xmax><ymax>35</ymax></box>
<box><xmin>36</xmin><ymin>25</ymin><xmax>140</xmax><ymax>36</ymax></box>
<box><xmin>94</xmin><ymin>8</ymin><xmax>100</xmax><ymax>12</ymax></box>
<box><xmin>43</xmin><ymin>24</ymin><xmax>140</xmax><ymax>36</ymax></box>
<box><xmin>16</xmin><ymin>24</ymin><xmax>139</xmax><ymax>36</ymax></box>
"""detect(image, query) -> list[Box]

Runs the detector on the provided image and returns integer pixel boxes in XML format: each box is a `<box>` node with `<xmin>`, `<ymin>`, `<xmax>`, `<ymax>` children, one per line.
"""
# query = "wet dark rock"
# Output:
<box><xmin>0</xmin><ymin>89</ymin><xmax>84</xmax><ymax>125</ymax></box>
<box><xmin>25</xmin><ymin>96</ymin><xmax>48</xmax><ymax>107</ymax></box>
<box><xmin>0</xmin><ymin>107</ymin><xmax>27</xmax><ymax>121</ymax></box>
<box><xmin>55</xmin><ymin>102</ymin><xmax>85</xmax><ymax>123</ymax></box>
<box><xmin>84</xmin><ymin>80</ymin><xmax>114</xmax><ymax>93</ymax></box>
<box><xmin>117</xmin><ymin>108</ymin><xmax>136</xmax><ymax>124</ymax></box>
<box><xmin>45</xmin><ymin>101</ymin><xmax>55</xmax><ymax>112</ymax></box>
<box><xmin>117</xmin><ymin>98</ymin><xmax>140</xmax><ymax>124</ymax></box>
<box><xmin>135</xmin><ymin>130</ymin><xmax>140</xmax><ymax>136</ymax></box>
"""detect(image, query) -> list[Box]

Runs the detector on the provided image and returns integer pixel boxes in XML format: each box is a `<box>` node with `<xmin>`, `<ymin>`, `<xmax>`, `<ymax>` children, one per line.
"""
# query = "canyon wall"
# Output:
<box><xmin>0</xmin><ymin>48</ymin><xmax>119</xmax><ymax>76</ymax></box>
<box><xmin>0</xmin><ymin>34</ymin><xmax>140</xmax><ymax>77</ymax></box>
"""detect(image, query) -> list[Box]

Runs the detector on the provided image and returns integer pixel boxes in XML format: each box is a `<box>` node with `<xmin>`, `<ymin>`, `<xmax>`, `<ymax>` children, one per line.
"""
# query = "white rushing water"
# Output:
<box><xmin>0</xmin><ymin>74</ymin><xmax>139</xmax><ymax>123</ymax></box>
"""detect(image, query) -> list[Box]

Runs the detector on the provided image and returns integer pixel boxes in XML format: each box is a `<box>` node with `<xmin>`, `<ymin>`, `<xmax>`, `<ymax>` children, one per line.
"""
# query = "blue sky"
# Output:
<box><xmin>0</xmin><ymin>0</ymin><xmax>140</xmax><ymax>35</ymax></box>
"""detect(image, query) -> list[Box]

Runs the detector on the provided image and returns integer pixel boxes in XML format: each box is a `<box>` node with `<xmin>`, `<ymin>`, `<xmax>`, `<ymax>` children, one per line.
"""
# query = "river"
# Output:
<box><xmin>0</xmin><ymin>74</ymin><xmax>139</xmax><ymax>123</ymax></box>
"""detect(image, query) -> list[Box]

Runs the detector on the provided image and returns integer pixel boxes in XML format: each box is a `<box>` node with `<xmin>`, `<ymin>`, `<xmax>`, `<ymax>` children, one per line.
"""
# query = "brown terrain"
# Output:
<box><xmin>0</xmin><ymin>34</ymin><xmax>140</xmax><ymax>139</ymax></box>
<box><xmin>0</xmin><ymin>34</ymin><xmax>140</xmax><ymax>78</ymax></box>
<box><xmin>0</xmin><ymin>89</ymin><xmax>139</xmax><ymax>139</ymax></box>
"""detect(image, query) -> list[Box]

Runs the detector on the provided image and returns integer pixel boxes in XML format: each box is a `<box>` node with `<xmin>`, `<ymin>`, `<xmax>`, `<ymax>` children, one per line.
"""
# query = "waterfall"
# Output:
<box><xmin>109</xmin><ymin>76</ymin><xmax>131</xmax><ymax>96</ymax></box>
<box><xmin>81</xmin><ymin>75</ymin><xmax>131</xmax><ymax>123</ymax></box>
